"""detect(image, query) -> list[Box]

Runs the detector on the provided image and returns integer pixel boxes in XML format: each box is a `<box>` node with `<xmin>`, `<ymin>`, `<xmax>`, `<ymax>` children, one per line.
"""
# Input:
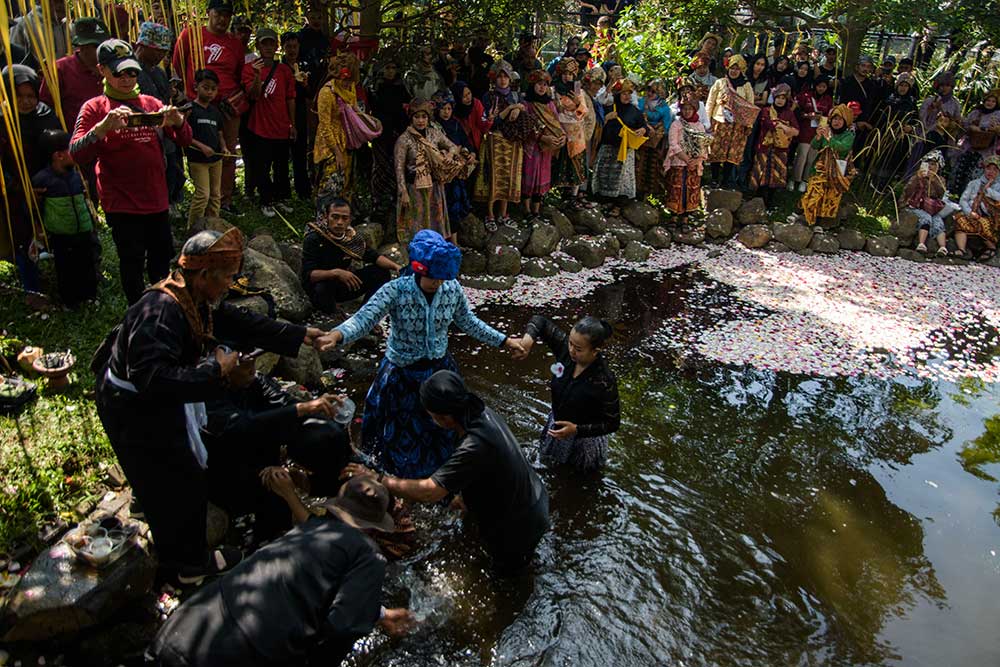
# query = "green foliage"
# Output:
<box><xmin>959</xmin><ymin>415</ymin><xmax>1000</xmax><ymax>482</ymax></box>
<box><xmin>614</xmin><ymin>1</ymin><xmax>692</xmax><ymax>85</ymax></box>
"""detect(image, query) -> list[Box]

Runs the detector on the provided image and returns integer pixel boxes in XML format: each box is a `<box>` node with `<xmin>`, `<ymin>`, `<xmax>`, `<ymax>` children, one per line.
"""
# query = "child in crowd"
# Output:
<box><xmin>31</xmin><ymin>130</ymin><xmax>98</xmax><ymax>307</ymax></box>
<box><xmin>186</xmin><ymin>69</ymin><xmax>227</xmax><ymax>225</ymax></box>
<box><xmin>241</xmin><ymin>27</ymin><xmax>296</xmax><ymax>218</ymax></box>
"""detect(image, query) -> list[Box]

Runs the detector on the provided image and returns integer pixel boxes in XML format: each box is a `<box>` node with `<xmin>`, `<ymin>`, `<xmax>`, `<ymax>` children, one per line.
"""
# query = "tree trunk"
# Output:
<box><xmin>840</xmin><ymin>22</ymin><xmax>866</xmax><ymax>69</ymax></box>
<box><xmin>359</xmin><ymin>0</ymin><xmax>381</xmax><ymax>39</ymax></box>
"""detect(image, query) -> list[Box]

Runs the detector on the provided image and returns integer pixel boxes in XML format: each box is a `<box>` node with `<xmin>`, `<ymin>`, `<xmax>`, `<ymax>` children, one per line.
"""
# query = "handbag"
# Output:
<box><xmin>921</xmin><ymin>197</ymin><xmax>945</xmax><ymax>216</ymax></box>
<box><xmin>340</xmin><ymin>98</ymin><xmax>383</xmax><ymax>149</ymax></box>
<box><xmin>968</xmin><ymin>127</ymin><xmax>995</xmax><ymax>151</ymax></box>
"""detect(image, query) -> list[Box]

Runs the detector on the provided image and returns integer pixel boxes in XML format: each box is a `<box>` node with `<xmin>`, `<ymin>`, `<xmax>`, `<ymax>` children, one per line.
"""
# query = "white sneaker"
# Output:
<box><xmin>798</xmin><ymin>181</ymin><xmax>807</xmax><ymax>193</ymax></box>
<box><xmin>786</xmin><ymin>181</ymin><xmax>796</xmax><ymax>192</ymax></box>
<box><xmin>261</xmin><ymin>206</ymin><xmax>276</xmax><ymax>218</ymax></box>
<box><xmin>275</xmin><ymin>202</ymin><xmax>293</xmax><ymax>214</ymax></box>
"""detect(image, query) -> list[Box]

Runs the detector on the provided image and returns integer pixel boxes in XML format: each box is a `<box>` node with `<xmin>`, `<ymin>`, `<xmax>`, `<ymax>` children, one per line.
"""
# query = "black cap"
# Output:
<box><xmin>207</xmin><ymin>0</ymin><xmax>234</xmax><ymax>13</ymax></box>
<box><xmin>97</xmin><ymin>39</ymin><xmax>141</xmax><ymax>74</ymax></box>
<box><xmin>72</xmin><ymin>17</ymin><xmax>109</xmax><ymax>47</ymax></box>
<box><xmin>255</xmin><ymin>28</ymin><xmax>278</xmax><ymax>44</ymax></box>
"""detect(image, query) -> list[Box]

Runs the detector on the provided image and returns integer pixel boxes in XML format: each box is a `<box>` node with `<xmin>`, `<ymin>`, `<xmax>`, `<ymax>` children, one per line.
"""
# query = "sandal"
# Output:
<box><xmin>502</xmin><ymin>216</ymin><xmax>519</xmax><ymax>229</ymax></box>
<box><xmin>935</xmin><ymin>246</ymin><xmax>948</xmax><ymax>257</ymax></box>
<box><xmin>980</xmin><ymin>249</ymin><xmax>997</xmax><ymax>262</ymax></box>
<box><xmin>484</xmin><ymin>217</ymin><xmax>498</xmax><ymax>233</ymax></box>
<box><xmin>915</xmin><ymin>243</ymin><xmax>927</xmax><ymax>253</ymax></box>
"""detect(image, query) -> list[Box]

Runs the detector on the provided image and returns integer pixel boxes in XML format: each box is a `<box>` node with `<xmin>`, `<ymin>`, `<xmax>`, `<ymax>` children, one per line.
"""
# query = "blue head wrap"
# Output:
<box><xmin>407</xmin><ymin>230</ymin><xmax>462</xmax><ymax>280</ymax></box>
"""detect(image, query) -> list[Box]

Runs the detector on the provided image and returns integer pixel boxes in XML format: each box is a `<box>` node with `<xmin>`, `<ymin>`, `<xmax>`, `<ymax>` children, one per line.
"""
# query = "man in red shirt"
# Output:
<box><xmin>171</xmin><ymin>0</ymin><xmax>244</xmax><ymax>212</ymax></box>
<box><xmin>241</xmin><ymin>28</ymin><xmax>295</xmax><ymax>218</ymax></box>
<box><xmin>39</xmin><ymin>17</ymin><xmax>108</xmax><ymax>128</ymax></box>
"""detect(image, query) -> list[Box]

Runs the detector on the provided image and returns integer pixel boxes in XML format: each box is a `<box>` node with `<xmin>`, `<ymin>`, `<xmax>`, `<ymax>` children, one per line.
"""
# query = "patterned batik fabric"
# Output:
<box><xmin>538</xmin><ymin>411</ymin><xmax>609</xmax><ymax>472</ymax></box>
<box><xmin>361</xmin><ymin>355</ymin><xmax>460</xmax><ymax>478</ymax></box>
<box><xmin>749</xmin><ymin>146</ymin><xmax>789</xmax><ymax>190</ymax></box>
<box><xmin>664</xmin><ymin>166</ymin><xmax>702</xmax><ymax>214</ymax></box>
<box><xmin>709</xmin><ymin>121</ymin><xmax>753</xmax><ymax>165</ymax></box>
<box><xmin>591</xmin><ymin>145</ymin><xmax>637</xmax><ymax>198</ymax></box>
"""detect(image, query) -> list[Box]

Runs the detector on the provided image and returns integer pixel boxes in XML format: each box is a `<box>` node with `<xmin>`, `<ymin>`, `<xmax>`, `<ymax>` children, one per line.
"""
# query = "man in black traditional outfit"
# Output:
<box><xmin>92</xmin><ymin>227</ymin><xmax>325</xmax><ymax>583</ymax></box>
<box><xmin>340</xmin><ymin>370</ymin><xmax>550</xmax><ymax>574</ymax></box>
<box><xmin>148</xmin><ymin>474</ymin><xmax>415</xmax><ymax>666</ymax></box>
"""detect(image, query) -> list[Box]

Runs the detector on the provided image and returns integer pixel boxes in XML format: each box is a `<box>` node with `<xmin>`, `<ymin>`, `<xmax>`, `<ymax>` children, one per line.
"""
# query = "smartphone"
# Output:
<box><xmin>126</xmin><ymin>111</ymin><xmax>165</xmax><ymax>127</ymax></box>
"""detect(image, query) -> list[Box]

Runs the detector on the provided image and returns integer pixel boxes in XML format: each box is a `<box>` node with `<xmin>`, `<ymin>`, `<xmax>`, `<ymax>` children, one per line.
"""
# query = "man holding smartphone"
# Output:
<box><xmin>70</xmin><ymin>38</ymin><xmax>192</xmax><ymax>304</ymax></box>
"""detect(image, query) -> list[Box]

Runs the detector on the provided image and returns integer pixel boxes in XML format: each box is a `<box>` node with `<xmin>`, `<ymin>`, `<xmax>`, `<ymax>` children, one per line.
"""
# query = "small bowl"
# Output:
<box><xmin>334</xmin><ymin>397</ymin><xmax>356</xmax><ymax>424</ymax></box>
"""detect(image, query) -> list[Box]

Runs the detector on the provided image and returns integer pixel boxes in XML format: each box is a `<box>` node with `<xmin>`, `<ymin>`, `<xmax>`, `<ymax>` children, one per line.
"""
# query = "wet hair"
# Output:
<box><xmin>40</xmin><ymin>129</ymin><xmax>70</xmax><ymax>161</ymax></box>
<box><xmin>195</xmin><ymin>68</ymin><xmax>219</xmax><ymax>84</ymax></box>
<box><xmin>572</xmin><ymin>316</ymin><xmax>613</xmax><ymax>347</ymax></box>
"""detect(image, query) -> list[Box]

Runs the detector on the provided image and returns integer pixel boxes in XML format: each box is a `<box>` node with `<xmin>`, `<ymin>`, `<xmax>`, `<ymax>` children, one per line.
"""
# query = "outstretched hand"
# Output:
<box><xmin>504</xmin><ymin>336</ymin><xmax>527</xmax><ymax>359</ymax></box>
<box><xmin>303</xmin><ymin>327</ymin><xmax>325</xmax><ymax>348</ymax></box>
<box><xmin>379</xmin><ymin>608</ymin><xmax>416</xmax><ymax>636</ymax></box>
<box><xmin>314</xmin><ymin>329</ymin><xmax>344</xmax><ymax>352</ymax></box>
<box><xmin>340</xmin><ymin>462</ymin><xmax>376</xmax><ymax>481</ymax></box>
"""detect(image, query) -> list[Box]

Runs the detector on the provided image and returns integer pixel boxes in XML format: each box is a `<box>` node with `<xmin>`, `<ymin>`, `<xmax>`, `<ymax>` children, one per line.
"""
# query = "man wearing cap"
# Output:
<box><xmin>93</xmin><ymin>228</ymin><xmax>328</xmax><ymax>584</ymax></box>
<box><xmin>148</xmin><ymin>473</ymin><xmax>414</xmax><ymax>666</ymax></box>
<box><xmin>342</xmin><ymin>370</ymin><xmax>551</xmax><ymax>574</ymax></box>
<box><xmin>38</xmin><ymin>17</ymin><xmax>108</xmax><ymax>128</ymax></box>
<box><xmin>71</xmin><ymin>38</ymin><xmax>192</xmax><ymax>304</ymax></box>
<box><xmin>172</xmin><ymin>0</ymin><xmax>245</xmax><ymax>212</ymax></box>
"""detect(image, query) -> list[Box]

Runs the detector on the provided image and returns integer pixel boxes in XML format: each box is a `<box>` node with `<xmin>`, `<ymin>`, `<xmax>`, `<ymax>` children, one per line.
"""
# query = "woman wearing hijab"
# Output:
<box><xmin>434</xmin><ymin>90</ymin><xmax>476</xmax><ymax>223</ymax></box>
<box><xmin>767</xmin><ymin>55</ymin><xmax>791</xmax><ymax>89</ymax></box>
<box><xmin>315</xmin><ymin>51</ymin><xmax>372</xmax><ymax>202</ymax></box>
<box><xmin>954</xmin><ymin>155</ymin><xmax>1000</xmax><ymax>261</ymax></box>
<box><xmin>521</xmin><ymin>69</ymin><xmax>564</xmax><ymax>222</ymax></box>
<box><xmin>552</xmin><ymin>58</ymin><xmax>591</xmax><ymax>209</ymax></box>
<box><xmin>749</xmin><ymin>83</ymin><xmax>799</xmax><ymax>207</ymax></box>
<box><xmin>450</xmin><ymin>80</ymin><xmax>492</xmax><ymax>153</ymax></box>
<box><xmin>952</xmin><ymin>89</ymin><xmax>1000</xmax><ymax>194</ymax></box>
<box><xmin>706</xmin><ymin>54</ymin><xmax>756</xmax><ymax>188</ymax></box>
<box><xmin>342</xmin><ymin>370</ymin><xmax>550</xmax><ymax>574</ymax></box>
<box><xmin>517</xmin><ymin>316</ymin><xmax>620</xmax><ymax>471</ymax></box>
<box><xmin>902</xmin><ymin>151</ymin><xmax>949</xmax><ymax>255</ymax></box>
<box><xmin>789</xmin><ymin>74</ymin><xmax>834</xmax><ymax>192</ymax></box>
<box><xmin>319</xmin><ymin>230</ymin><xmax>525</xmax><ymax>478</ymax></box>
<box><xmin>591</xmin><ymin>78</ymin><xmax>649</xmax><ymax>200</ymax></box>
<box><xmin>663</xmin><ymin>97</ymin><xmax>711</xmax><ymax>223</ymax></box>
<box><xmin>736</xmin><ymin>53</ymin><xmax>769</xmax><ymax>188</ymax></box>
<box><xmin>784</xmin><ymin>59</ymin><xmax>813</xmax><ymax>96</ymax></box>
<box><xmin>800</xmin><ymin>104</ymin><xmax>856</xmax><ymax>225</ymax></box>
<box><xmin>393</xmin><ymin>97</ymin><xmax>474</xmax><ymax>244</ymax></box>
<box><xmin>635</xmin><ymin>78</ymin><xmax>672</xmax><ymax>197</ymax></box>
<box><xmin>473</xmin><ymin>60</ymin><xmax>528</xmax><ymax>231</ymax></box>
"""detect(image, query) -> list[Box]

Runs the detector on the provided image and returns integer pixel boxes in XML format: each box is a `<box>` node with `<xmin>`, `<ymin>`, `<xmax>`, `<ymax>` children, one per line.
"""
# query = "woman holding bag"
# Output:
<box><xmin>394</xmin><ymin>97</ymin><xmax>474</xmax><ymax>244</ymax></box>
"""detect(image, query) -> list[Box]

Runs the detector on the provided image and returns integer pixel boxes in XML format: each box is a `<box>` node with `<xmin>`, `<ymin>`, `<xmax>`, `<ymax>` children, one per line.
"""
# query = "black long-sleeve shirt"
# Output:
<box><xmin>300</xmin><ymin>228</ymin><xmax>380</xmax><ymax>297</ymax></box>
<box><xmin>525</xmin><ymin>315</ymin><xmax>621</xmax><ymax>438</ymax></box>
<box><xmin>95</xmin><ymin>289</ymin><xmax>306</xmax><ymax>452</ymax></box>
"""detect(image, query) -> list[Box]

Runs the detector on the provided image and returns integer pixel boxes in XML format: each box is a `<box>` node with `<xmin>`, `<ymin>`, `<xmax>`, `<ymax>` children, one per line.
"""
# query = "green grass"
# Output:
<box><xmin>0</xmin><ymin>173</ymin><xmax>315</xmax><ymax>555</ymax></box>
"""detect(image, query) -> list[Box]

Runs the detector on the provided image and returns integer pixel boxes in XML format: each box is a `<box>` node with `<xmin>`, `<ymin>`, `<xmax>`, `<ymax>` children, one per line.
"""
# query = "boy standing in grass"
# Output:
<box><xmin>186</xmin><ymin>69</ymin><xmax>227</xmax><ymax>225</ymax></box>
<box><xmin>241</xmin><ymin>27</ymin><xmax>296</xmax><ymax>219</ymax></box>
<box><xmin>31</xmin><ymin>129</ymin><xmax>98</xmax><ymax>308</ymax></box>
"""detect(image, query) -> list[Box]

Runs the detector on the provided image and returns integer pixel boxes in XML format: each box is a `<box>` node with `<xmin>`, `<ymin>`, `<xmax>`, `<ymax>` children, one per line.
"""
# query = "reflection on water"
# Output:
<box><xmin>350</xmin><ymin>267</ymin><xmax>998</xmax><ymax>667</ymax></box>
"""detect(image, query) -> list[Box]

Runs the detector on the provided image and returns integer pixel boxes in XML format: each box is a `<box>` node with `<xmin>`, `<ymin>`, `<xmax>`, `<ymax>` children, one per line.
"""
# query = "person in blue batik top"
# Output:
<box><xmin>318</xmin><ymin>230</ymin><xmax>525</xmax><ymax>477</ymax></box>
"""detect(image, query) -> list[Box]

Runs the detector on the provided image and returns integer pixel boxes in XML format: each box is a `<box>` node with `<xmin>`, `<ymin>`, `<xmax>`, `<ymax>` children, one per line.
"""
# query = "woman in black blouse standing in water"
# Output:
<box><xmin>517</xmin><ymin>316</ymin><xmax>621</xmax><ymax>470</ymax></box>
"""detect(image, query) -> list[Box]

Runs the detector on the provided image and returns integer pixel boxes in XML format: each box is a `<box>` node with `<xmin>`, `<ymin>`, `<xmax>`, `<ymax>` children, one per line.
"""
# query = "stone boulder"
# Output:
<box><xmin>838</xmin><ymin>201</ymin><xmax>859</xmax><ymax>222</ymax></box>
<box><xmin>674</xmin><ymin>229</ymin><xmax>705</xmax><ymax>245</ymax></box>
<box><xmin>796</xmin><ymin>248</ymin><xmax>816</xmax><ymax>256</ymax></box>
<box><xmin>865</xmin><ymin>235</ymin><xmax>899</xmax><ymax>257</ymax></box>
<box><xmin>737</xmin><ymin>224</ymin><xmax>771</xmax><ymax>248</ymax></box>
<box><xmin>837</xmin><ymin>228</ymin><xmax>867</xmax><ymax>251</ymax></box>
<box><xmin>766</xmin><ymin>241</ymin><xmax>791</xmax><ymax>253</ymax></box>
<box><xmin>354</xmin><ymin>223</ymin><xmax>384</xmax><ymax>251</ymax></box>
<box><xmin>561</xmin><ymin>236</ymin><xmax>606</xmax><ymax>268</ymax></box>
<box><xmin>277</xmin><ymin>342</ymin><xmax>324</xmax><ymax>387</ymax></box>
<box><xmin>487</xmin><ymin>245</ymin><xmax>522</xmax><ymax>275</ymax></box>
<box><xmin>644</xmin><ymin>227</ymin><xmax>672</xmax><ymax>249</ymax></box>
<box><xmin>896</xmin><ymin>248</ymin><xmax>926</xmax><ymax>262</ymax></box>
<box><xmin>248</xmin><ymin>233</ymin><xmax>284</xmax><ymax>261</ymax></box>
<box><xmin>460</xmin><ymin>250</ymin><xmax>487</xmax><ymax>275</ymax></box>
<box><xmin>816</xmin><ymin>216</ymin><xmax>840</xmax><ymax>230</ymax></box>
<box><xmin>242</xmin><ymin>247</ymin><xmax>312</xmax><ymax>322</ymax></box>
<box><xmin>278</xmin><ymin>241</ymin><xmax>303</xmax><ymax>276</ymax></box>
<box><xmin>568</xmin><ymin>207</ymin><xmax>608</xmax><ymax>234</ymax></box>
<box><xmin>705</xmin><ymin>209</ymin><xmax>734</xmax><ymax>239</ymax></box>
<box><xmin>456</xmin><ymin>214</ymin><xmax>488</xmax><ymax>250</ymax></box>
<box><xmin>226</xmin><ymin>295</ymin><xmax>270</xmax><ymax>317</ymax></box>
<box><xmin>461</xmin><ymin>275</ymin><xmax>518</xmax><ymax>290</ymax></box>
<box><xmin>189</xmin><ymin>216</ymin><xmax>233</xmax><ymax>235</ymax></box>
<box><xmin>596</xmin><ymin>233</ymin><xmax>621</xmax><ymax>258</ymax></box>
<box><xmin>486</xmin><ymin>225</ymin><xmax>530</xmax><ymax>252</ymax></box>
<box><xmin>523</xmin><ymin>222</ymin><xmax>561</xmax><ymax>257</ymax></box>
<box><xmin>622</xmin><ymin>201</ymin><xmax>660</xmax><ymax>230</ymax></box>
<box><xmin>809</xmin><ymin>233</ymin><xmax>840</xmax><ymax>254</ymax></box>
<box><xmin>622</xmin><ymin>240</ymin><xmax>653</xmax><ymax>262</ymax></box>
<box><xmin>554</xmin><ymin>254</ymin><xmax>583</xmax><ymax>273</ymax></box>
<box><xmin>890</xmin><ymin>210</ymin><xmax>919</xmax><ymax>246</ymax></box>
<box><xmin>377</xmin><ymin>242</ymin><xmax>408</xmax><ymax>267</ymax></box>
<box><xmin>607</xmin><ymin>220</ymin><xmax>644</xmax><ymax>246</ymax></box>
<box><xmin>521</xmin><ymin>257</ymin><xmax>561</xmax><ymax>277</ymax></box>
<box><xmin>736</xmin><ymin>197</ymin><xmax>767</xmax><ymax>225</ymax></box>
<box><xmin>543</xmin><ymin>206</ymin><xmax>574</xmax><ymax>239</ymax></box>
<box><xmin>771</xmin><ymin>222</ymin><xmax>814</xmax><ymax>251</ymax></box>
<box><xmin>706</xmin><ymin>189</ymin><xmax>743</xmax><ymax>213</ymax></box>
